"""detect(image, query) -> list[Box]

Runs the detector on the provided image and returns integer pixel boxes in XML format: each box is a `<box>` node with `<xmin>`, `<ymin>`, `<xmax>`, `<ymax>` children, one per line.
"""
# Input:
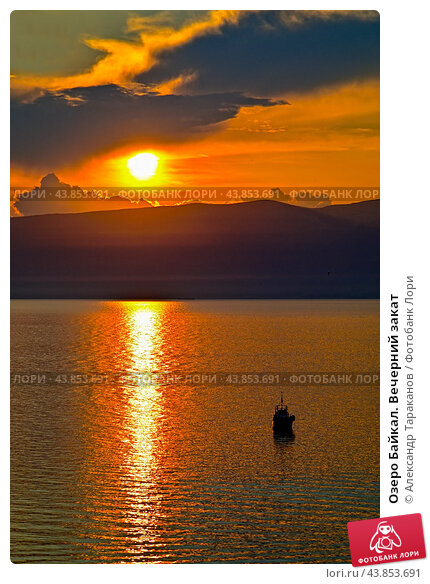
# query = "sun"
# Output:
<box><xmin>127</xmin><ymin>152</ymin><xmax>159</xmax><ymax>180</ymax></box>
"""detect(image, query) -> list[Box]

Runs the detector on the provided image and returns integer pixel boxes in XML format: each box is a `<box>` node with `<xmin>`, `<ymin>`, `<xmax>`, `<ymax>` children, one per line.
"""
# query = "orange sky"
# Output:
<box><xmin>11</xmin><ymin>80</ymin><xmax>379</xmax><ymax>189</ymax></box>
<box><xmin>11</xmin><ymin>10</ymin><xmax>379</xmax><ymax>197</ymax></box>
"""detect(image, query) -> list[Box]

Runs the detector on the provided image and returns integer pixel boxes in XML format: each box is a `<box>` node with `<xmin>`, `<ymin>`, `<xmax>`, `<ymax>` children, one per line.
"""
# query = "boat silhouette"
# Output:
<box><xmin>273</xmin><ymin>392</ymin><xmax>295</xmax><ymax>435</ymax></box>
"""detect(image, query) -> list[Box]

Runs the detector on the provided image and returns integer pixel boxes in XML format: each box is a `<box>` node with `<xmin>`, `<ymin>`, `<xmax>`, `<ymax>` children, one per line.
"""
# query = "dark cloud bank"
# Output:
<box><xmin>11</xmin><ymin>11</ymin><xmax>379</xmax><ymax>168</ymax></box>
<box><xmin>11</xmin><ymin>89</ymin><xmax>281</xmax><ymax>167</ymax></box>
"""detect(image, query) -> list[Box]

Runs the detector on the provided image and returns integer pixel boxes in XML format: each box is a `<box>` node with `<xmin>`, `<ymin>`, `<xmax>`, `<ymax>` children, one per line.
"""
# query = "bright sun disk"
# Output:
<box><xmin>127</xmin><ymin>152</ymin><xmax>159</xmax><ymax>180</ymax></box>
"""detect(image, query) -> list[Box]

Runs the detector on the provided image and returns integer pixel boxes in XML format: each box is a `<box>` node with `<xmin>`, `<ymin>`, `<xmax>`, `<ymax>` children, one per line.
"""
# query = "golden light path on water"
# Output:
<box><xmin>11</xmin><ymin>300</ymin><xmax>380</xmax><ymax>563</ymax></box>
<box><xmin>74</xmin><ymin>302</ymin><xmax>169</xmax><ymax>561</ymax></box>
<box><xmin>117</xmin><ymin>302</ymin><xmax>165</xmax><ymax>560</ymax></box>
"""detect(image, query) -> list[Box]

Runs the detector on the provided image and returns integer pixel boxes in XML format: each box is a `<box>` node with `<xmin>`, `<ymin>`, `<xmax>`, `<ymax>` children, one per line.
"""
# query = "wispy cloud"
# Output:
<box><xmin>278</xmin><ymin>10</ymin><xmax>379</xmax><ymax>27</ymax></box>
<box><xmin>11</xmin><ymin>11</ymin><xmax>242</xmax><ymax>97</ymax></box>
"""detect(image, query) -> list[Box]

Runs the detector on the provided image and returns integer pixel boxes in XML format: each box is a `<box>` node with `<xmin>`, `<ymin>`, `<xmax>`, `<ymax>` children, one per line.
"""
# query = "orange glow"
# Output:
<box><xmin>11</xmin><ymin>11</ymin><xmax>242</xmax><ymax>96</ymax></box>
<box><xmin>127</xmin><ymin>152</ymin><xmax>159</xmax><ymax>180</ymax></box>
<box><xmin>10</xmin><ymin>81</ymin><xmax>379</xmax><ymax>192</ymax></box>
<box><xmin>71</xmin><ymin>301</ymin><xmax>168</xmax><ymax>558</ymax></box>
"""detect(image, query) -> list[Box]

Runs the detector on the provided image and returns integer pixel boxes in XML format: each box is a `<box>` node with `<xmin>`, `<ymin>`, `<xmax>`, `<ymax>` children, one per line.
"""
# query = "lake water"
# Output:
<box><xmin>11</xmin><ymin>300</ymin><xmax>379</xmax><ymax>563</ymax></box>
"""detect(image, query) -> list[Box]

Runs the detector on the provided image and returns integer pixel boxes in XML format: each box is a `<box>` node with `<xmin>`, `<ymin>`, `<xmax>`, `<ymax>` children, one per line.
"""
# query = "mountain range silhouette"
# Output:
<box><xmin>11</xmin><ymin>199</ymin><xmax>379</xmax><ymax>299</ymax></box>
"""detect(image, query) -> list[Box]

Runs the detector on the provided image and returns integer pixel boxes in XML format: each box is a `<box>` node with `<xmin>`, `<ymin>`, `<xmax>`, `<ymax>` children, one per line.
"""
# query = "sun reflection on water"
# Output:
<box><xmin>12</xmin><ymin>300</ymin><xmax>380</xmax><ymax>563</ymax></box>
<box><xmin>125</xmin><ymin>302</ymin><xmax>164</xmax><ymax>372</ymax></box>
<box><xmin>74</xmin><ymin>302</ymin><xmax>171</xmax><ymax>560</ymax></box>
<box><xmin>118</xmin><ymin>303</ymin><xmax>167</xmax><ymax>556</ymax></box>
<box><xmin>121</xmin><ymin>303</ymin><xmax>165</xmax><ymax>491</ymax></box>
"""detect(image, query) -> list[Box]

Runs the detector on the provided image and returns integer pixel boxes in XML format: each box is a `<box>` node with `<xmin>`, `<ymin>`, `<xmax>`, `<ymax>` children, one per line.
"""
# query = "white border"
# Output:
<box><xmin>4</xmin><ymin>2</ymin><xmax>430</xmax><ymax>581</ymax></box>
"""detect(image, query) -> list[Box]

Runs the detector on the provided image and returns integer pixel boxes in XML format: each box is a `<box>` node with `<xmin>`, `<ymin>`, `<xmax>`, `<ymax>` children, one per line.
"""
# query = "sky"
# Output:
<box><xmin>11</xmin><ymin>10</ymin><xmax>380</xmax><ymax>193</ymax></box>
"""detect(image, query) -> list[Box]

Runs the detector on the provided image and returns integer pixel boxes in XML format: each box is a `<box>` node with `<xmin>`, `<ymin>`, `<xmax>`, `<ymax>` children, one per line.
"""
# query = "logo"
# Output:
<box><xmin>348</xmin><ymin>513</ymin><xmax>425</xmax><ymax>567</ymax></box>
<box><xmin>369</xmin><ymin>520</ymin><xmax>402</xmax><ymax>553</ymax></box>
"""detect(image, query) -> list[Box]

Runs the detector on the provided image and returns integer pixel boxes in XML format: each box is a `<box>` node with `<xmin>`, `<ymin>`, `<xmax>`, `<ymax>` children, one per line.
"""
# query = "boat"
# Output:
<box><xmin>273</xmin><ymin>392</ymin><xmax>295</xmax><ymax>435</ymax></box>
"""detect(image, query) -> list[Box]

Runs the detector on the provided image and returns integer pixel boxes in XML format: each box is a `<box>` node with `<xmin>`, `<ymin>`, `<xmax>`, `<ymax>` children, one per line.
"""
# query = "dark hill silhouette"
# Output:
<box><xmin>11</xmin><ymin>200</ymin><xmax>379</xmax><ymax>299</ymax></box>
<box><xmin>317</xmin><ymin>198</ymin><xmax>380</xmax><ymax>227</ymax></box>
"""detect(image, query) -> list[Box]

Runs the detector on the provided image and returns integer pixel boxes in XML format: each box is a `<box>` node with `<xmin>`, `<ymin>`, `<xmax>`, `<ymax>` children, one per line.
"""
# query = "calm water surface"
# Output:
<box><xmin>11</xmin><ymin>300</ymin><xmax>379</xmax><ymax>563</ymax></box>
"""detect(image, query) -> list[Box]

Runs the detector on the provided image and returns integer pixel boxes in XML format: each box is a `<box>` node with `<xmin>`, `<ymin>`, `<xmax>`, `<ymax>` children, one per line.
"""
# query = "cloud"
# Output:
<box><xmin>11</xmin><ymin>172</ymin><xmax>147</xmax><ymax>216</ymax></box>
<box><xmin>11</xmin><ymin>10</ymin><xmax>242</xmax><ymax>98</ymax></box>
<box><xmin>137</xmin><ymin>11</ymin><xmax>379</xmax><ymax>98</ymax></box>
<box><xmin>11</xmin><ymin>10</ymin><xmax>379</xmax><ymax>100</ymax></box>
<box><xmin>278</xmin><ymin>10</ymin><xmax>379</xmax><ymax>27</ymax></box>
<box><xmin>10</xmin><ymin>11</ymin><xmax>379</xmax><ymax>173</ymax></box>
<box><xmin>11</xmin><ymin>85</ymin><xmax>283</xmax><ymax>167</ymax></box>
<box><xmin>154</xmin><ymin>72</ymin><xmax>198</xmax><ymax>96</ymax></box>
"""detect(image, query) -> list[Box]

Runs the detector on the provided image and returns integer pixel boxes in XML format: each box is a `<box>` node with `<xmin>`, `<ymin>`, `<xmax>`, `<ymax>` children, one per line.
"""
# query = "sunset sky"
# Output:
<box><xmin>11</xmin><ymin>10</ymin><xmax>379</xmax><ymax>189</ymax></box>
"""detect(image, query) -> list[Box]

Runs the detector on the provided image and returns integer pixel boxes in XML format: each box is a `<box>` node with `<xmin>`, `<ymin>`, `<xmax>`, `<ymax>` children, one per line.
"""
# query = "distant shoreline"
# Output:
<box><xmin>11</xmin><ymin>199</ymin><xmax>379</xmax><ymax>300</ymax></box>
